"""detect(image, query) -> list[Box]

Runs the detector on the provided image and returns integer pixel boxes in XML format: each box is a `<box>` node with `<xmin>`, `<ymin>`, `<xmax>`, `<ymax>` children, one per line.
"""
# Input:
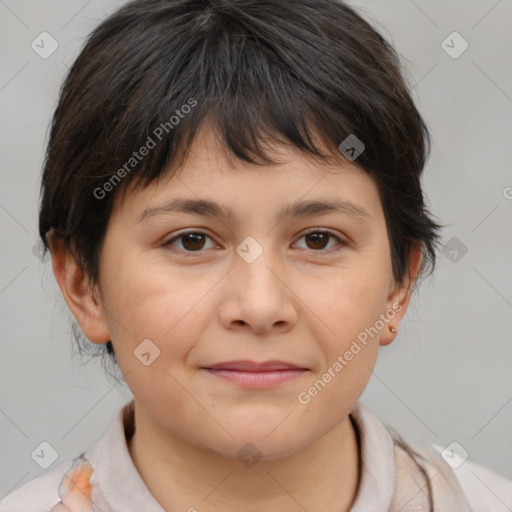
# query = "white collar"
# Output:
<box><xmin>348</xmin><ymin>402</ymin><xmax>397</xmax><ymax>510</ymax></box>
<box><xmin>87</xmin><ymin>400</ymin><xmax>398</xmax><ymax>511</ymax></box>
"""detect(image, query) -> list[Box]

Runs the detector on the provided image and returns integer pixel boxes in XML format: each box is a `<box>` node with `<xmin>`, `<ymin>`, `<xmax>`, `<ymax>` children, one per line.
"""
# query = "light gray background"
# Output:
<box><xmin>1</xmin><ymin>0</ymin><xmax>511</xmax><ymax>500</ymax></box>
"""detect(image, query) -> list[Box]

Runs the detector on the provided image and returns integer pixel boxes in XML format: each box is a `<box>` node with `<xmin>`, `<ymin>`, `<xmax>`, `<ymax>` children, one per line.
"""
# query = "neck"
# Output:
<box><xmin>127</xmin><ymin>401</ymin><xmax>361</xmax><ymax>512</ymax></box>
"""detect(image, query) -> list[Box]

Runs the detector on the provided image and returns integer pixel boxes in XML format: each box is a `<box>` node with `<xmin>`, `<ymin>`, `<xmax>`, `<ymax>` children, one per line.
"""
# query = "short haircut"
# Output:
<box><xmin>38</xmin><ymin>0</ymin><xmax>444</xmax><ymax>374</ymax></box>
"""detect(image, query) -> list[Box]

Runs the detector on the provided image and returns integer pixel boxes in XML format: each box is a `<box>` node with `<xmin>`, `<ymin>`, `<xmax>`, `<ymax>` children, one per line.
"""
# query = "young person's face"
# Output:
<box><xmin>51</xmin><ymin>124</ymin><xmax>419</xmax><ymax>460</ymax></box>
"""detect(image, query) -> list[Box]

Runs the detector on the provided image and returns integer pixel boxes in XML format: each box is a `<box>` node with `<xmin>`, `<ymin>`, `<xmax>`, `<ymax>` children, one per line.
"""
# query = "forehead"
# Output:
<box><xmin>111</xmin><ymin>124</ymin><xmax>383</xmax><ymax>226</ymax></box>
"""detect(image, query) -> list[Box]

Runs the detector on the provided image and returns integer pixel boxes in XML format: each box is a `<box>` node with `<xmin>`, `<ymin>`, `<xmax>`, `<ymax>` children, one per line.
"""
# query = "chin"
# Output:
<box><xmin>204</xmin><ymin>426</ymin><xmax>308</xmax><ymax>463</ymax></box>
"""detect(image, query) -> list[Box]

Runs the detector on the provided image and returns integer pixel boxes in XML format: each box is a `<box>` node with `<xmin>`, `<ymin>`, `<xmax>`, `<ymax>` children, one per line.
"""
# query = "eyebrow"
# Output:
<box><xmin>136</xmin><ymin>197</ymin><xmax>372</xmax><ymax>224</ymax></box>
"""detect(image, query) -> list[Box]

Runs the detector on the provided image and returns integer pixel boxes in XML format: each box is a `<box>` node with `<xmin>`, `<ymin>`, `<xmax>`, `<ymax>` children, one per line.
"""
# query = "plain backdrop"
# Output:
<box><xmin>1</xmin><ymin>0</ymin><xmax>511</xmax><ymax>499</ymax></box>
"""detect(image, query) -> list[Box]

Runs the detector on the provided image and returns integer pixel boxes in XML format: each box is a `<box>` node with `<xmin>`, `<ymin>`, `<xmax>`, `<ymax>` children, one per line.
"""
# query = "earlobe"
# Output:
<box><xmin>380</xmin><ymin>245</ymin><xmax>423</xmax><ymax>347</ymax></box>
<box><xmin>379</xmin><ymin>285</ymin><xmax>407</xmax><ymax>347</ymax></box>
<box><xmin>47</xmin><ymin>231</ymin><xmax>111</xmax><ymax>345</ymax></box>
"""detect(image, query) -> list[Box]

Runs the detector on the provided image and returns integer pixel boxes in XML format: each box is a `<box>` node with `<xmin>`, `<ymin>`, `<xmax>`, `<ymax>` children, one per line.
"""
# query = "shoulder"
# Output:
<box><xmin>433</xmin><ymin>444</ymin><xmax>512</xmax><ymax>512</ymax></box>
<box><xmin>0</xmin><ymin>453</ymin><xmax>95</xmax><ymax>512</ymax></box>
<box><xmin>0</xmin><ymin>402</ymin><xmax>132</xmax><ymax>512</ymax></box>
<box><xmin>394</xmin><ymin>439</ymin><xmax>512</xmax><ymax>512</ymax></box>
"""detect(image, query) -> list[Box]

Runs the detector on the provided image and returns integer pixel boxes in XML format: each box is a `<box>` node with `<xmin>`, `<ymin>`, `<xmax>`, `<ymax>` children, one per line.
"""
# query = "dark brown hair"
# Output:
<box><xmin>38</xmin><ymin>0</ymin><xmax>444</xmax><ymax>381</ymax></box>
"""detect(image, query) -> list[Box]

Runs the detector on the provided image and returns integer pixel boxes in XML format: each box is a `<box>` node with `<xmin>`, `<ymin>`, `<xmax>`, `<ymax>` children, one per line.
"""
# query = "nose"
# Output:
<box><xmin>218</xmin><ymin>241</ymin><xmax>298</xmax><ymax>335</ymax></box>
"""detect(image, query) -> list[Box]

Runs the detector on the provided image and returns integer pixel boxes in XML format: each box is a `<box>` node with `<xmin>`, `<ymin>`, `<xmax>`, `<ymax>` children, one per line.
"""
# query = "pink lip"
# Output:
<box><xmin>201</xmin><ymin>360</ymin><xmax>309</xmax><ymax>388</ymax></box>
<box><xmin>203</xmin><ymin>360</ymin><xmax>308</xmax><ymax>371</ymax></box>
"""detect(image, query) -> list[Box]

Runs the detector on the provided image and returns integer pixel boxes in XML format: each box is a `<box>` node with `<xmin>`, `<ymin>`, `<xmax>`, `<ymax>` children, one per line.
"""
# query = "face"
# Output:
<box><xmin>51</xmin><ymin>124</ymin><xmax>419</xmax><ymax>461</ymax></box>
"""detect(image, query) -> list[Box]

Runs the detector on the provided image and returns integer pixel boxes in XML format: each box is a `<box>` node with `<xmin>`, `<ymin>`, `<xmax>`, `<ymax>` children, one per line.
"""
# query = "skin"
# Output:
<box><xmin>49</xmin><ymin>123</ymin><xmax>422</xmax><ymax>512</ymax></box>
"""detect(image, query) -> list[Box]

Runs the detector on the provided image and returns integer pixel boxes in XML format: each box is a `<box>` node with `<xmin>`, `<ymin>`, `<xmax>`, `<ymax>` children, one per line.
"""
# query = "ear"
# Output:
<box><xmin>379</xmin><ymin>244</ymin><xmax>423</xmax><ymax>347</ymax></box>
<box><xmin>47</xmin><ymin>230</ymin><xmax>111</xmax><ymax>345</ymax></box>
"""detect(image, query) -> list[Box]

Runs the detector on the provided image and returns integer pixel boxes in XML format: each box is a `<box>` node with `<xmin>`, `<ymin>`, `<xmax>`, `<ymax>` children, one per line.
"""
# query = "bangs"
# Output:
<box><xmin>66</xmin><ymin>0</ymin><xmax>409</xmax><ymax>195</ymax></box>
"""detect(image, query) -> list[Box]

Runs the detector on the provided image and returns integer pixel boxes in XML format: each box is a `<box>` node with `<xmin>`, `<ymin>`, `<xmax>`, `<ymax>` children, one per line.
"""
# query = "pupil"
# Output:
<box><xmin>307</xmin><ymin>232</ymin><xmax>327</xmax><ymax>250</ymax></box>
<box><xmin>183</xmin><ymin>233</ymin><xmax>205</xmax><ymax>250</ymax></box>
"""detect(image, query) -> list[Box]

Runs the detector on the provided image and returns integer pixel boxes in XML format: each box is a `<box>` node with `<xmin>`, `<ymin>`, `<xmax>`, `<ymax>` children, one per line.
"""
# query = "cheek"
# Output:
<box><xmin>306</xmin><ymin>263</ymin><xmax>390</xmax><ymax>343</ymax></box>
<box><xmin>296</xmin><ymin>272</ymin><xmax>385</xmax><ymax>422</ymax></box>
<box><xmin>102</xmin><ymin>259</ymin><xmax>213</xmax><ymax>367</ymax></box>
<box><xmin>106</xmin><ymin>281</ymin><xmax>206</xmax><ymax>416</ymax></box>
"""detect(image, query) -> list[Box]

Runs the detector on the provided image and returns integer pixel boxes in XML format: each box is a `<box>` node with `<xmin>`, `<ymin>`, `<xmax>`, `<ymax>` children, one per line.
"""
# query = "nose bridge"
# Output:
<box><xmin>221</xmin><ymin>234</ymin><xmax>297</xmax><ymax>332</ymax></box>
<box><xmin>234</xmin><ymin>234</ymin><xmax>282</xmax><ymax>294</ymax></box>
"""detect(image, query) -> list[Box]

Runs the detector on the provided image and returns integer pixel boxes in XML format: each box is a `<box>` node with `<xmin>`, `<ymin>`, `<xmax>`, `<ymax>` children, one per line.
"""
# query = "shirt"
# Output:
<box><xmin>1</xmin><ymin>399</ymin><xmax>511</xmax><ymax>511</ymax></box>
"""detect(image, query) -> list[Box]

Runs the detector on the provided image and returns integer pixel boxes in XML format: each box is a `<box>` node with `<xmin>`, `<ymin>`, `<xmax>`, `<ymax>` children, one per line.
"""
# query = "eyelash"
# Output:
<box><xmin>163</xmin><ymin>229</ymin><xmax>349</xmax><ymax>256</ymax></box>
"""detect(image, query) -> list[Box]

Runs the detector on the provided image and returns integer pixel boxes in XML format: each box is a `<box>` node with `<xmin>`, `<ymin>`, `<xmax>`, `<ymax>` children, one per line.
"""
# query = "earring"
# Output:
<box><xmin>389</xmin><ymin>326</ymin><xmax>397</xmax><ymax>333</ymax></box>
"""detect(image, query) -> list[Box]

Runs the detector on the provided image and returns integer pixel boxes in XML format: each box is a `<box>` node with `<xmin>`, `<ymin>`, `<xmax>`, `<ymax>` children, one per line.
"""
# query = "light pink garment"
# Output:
<box><xmin>1</xmin><ymin>400</ymin><xmax>511</xmax><ymax>511</ymax></box>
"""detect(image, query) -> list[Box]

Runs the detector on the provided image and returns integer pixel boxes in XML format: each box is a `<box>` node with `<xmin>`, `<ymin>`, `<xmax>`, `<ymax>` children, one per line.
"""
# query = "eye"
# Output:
<box><xmin>164</xmin><ymin>231</ymin><xmax>217</xmax><ymax>253</ymax></box>
<box><xmin>293</xmin><ymin>229</ymin><xmax>348</xmax><ymax>252</ymax></box>
<box><xmin>163</xmin><ymin>229</ymin><xmax>348</xmax><ymax>256</ymax></box>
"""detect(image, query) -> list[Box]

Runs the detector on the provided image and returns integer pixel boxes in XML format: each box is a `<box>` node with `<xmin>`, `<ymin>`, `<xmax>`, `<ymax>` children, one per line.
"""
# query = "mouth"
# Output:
<box><xmin>200</xmin><ymin>360</ymin><xmax>310</xmax><ymax>388</ymax></box>
<box><xmin>203</xmin><ymin>360</ymin><xmax>309</xmax><ymax>372</ymax></box>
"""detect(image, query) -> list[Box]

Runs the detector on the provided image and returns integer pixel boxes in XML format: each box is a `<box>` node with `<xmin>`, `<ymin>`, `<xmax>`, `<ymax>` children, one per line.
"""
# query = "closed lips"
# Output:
<box><xmin>202</xmin><ymin>360</ymin><xmax>309</xmax><ymax>372</ymax></box>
